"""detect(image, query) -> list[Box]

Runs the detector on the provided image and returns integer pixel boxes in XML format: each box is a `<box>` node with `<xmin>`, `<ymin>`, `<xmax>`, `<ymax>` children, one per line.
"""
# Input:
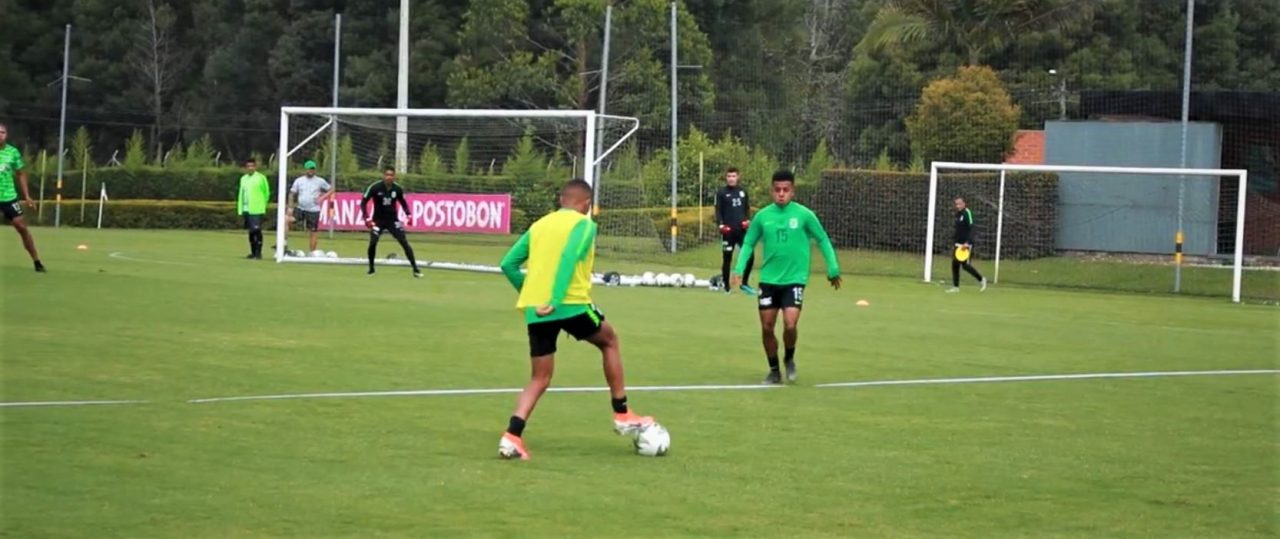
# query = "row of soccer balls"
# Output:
<box><xmin>603</xmin><ymin>271</ymin><xmax>722</xmax><ymax>289</ymax></box>
<box><xmin>287</xmin><ymin>249</ymin><xmax>340</xmax><ymax>258</ymax></box>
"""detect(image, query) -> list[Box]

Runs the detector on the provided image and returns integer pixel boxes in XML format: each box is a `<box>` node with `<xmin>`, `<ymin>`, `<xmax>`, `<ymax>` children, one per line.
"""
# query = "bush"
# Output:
<box><xmin>595</xmin><ymin>206</ymin><xmax>717</xmax><ymax>250</ymax></box>
<box><xmin>35</xmin><ymin>200</ymin><xmax>280</xmax><ymax>229</ymax></box>
<box><xmin>906</xmin><ymin>66</ymin><xmax>1020</xmax><ymax>165</ymax></box>
<box><xmin>813</xmin><ymin>170</ymin><xmax>1058</xmax><ymax>259</ymax></box>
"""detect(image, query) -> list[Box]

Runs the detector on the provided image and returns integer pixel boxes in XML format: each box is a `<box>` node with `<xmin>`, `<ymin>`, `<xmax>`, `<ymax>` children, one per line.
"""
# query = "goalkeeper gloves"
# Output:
<box><xmin>740</xmin><ymin>220</ymin><xmax>750</xmax><ymax>230</ymax></box>
<box><xmin>719</xmin><ymin>224</ymin><xmax>732</xmax><ymax>235</ymax></box>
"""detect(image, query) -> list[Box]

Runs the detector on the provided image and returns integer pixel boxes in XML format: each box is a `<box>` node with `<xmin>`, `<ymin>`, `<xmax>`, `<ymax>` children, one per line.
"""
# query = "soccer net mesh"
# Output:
<box><xmin>274</xmin><ymin>108</ymin><xmax>701</xmax><ymax>286</ymax></box>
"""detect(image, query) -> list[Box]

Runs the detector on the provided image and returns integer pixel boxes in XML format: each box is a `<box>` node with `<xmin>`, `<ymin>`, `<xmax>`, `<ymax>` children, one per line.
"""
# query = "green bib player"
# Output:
<box><xmin>237</xmin><ymin>157</ymin><xmax>270</xmax><ymax>259</ymax></box>
<box><xmin>732</xmin><ymin>170</ymin><xmax>841</xmax><ymax>384</ymax></box>
<box><xmin>0</xmin><ymin>123</ymin><xmax>46</xmax><ymax>272</ymax></box>
<box><xmin>496</xmin><ymin>179</ymin><xmax>655</xmax><ymax>460</ymax></box>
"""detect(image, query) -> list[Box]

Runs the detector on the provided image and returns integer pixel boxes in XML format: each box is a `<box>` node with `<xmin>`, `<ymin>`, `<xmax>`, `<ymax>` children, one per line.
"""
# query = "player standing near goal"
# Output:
<box><xmin>360</xmin><ymin>167</ymin><xmax>421</xmax><ymax>278</ymax></box>
<box><xmin>496</xmin><ymin>179</ymin><xmax>654</xmax><ymax>460</ymax></box>
<box><xmin>237</xmin><ymin>158</ymin><xmax>270</xmax><ymax>259</ymax></box>
<box><xmin>732</xmin><ymin>170</ymin><xmax>841</xmax><ymax>385</ymax></box>
<box><xmin>715</xmin><ymin>167</ymin><xmax>756</xmax><ymax>295</ymax></box>
<box><xmin>288</xmin><ymin>160</ymin><xmax>332</xmax><ymax>253</ymax></box>
<box><xmin>948</xmin><ymin>197</ymin><xmax>987</xmax><ymax>293</ymax></box>
<box><xmin>0</xmin><ymin>123</ymin><xmax>46</xmax><ymax>272</ymax></box>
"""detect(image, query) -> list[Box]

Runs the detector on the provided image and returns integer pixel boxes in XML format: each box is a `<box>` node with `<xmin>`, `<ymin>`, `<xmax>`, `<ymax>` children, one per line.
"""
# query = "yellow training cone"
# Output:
<box><xmin>856</xmin><ymin>299</ymin><xmax>870</xmax><ymax>307</ymax></box>
<box><xmin>76</xmin><ymin>244</ymin><xmax>89</xmax><ymax>251</ymax></box>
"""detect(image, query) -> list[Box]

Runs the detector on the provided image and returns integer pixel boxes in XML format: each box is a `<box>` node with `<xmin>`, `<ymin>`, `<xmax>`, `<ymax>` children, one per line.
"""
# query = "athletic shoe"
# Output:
<box><xmin>413</xmin><ymin>270</ymin><xmax>423</xmax><ymax>279</ymax></box>
<box><xmin>785</xmin><ymin>360</ymin><xmax>797</xmax><ymax>383</ymax></box>
<box><xmin>762</xmin><ymin>369</ymin><xmax>782</xmax><ymax>385</ymax></box>
<box><xmin>246</xmin><ymin>253</ymin><xmax>256</xmax><ymax>259</ymax></box>
<box><xmin>498</xmin><ymin>432</ymin><xmax>530</xmax><ymax>460</ymax></box>
<box><xmin>980</xmin><ymin>278</ymin><xmax>988</xmax><ymax>292</ymax></box>
<box><xmin>946</xmin><ymin>287</ymin><xmax>960</xmax><ymax>293</ymax></box>
<box><xmin>739</xmin><ymin>284</ymin><xmax>758</xmax><ymax>296</ymax></box>
<box><xmin>367</xmin><ymin>269</ymin><xmax>376</xmax><ymax>276</ymax></box>
<box><xmin>34</xmin><ymin>261</ymin><xmax>47</xmax><ymax>273</ymax></box>
<box><xmin>613</xmin><ymin>411</ymin><xmax>655</xmax><ymax>435</ymax></box>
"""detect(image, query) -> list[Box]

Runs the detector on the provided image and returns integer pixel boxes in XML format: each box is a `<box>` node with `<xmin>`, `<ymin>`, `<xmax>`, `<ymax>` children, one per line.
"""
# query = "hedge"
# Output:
<box><xmin>35</xmin><ymin>199</ymin><xmax>531</xmax><ymax>233</ymax></box>
<box><xmin>812</xmin><ymin>170</ymin><xmax>1058</xmax><ymax>259</ymax></box>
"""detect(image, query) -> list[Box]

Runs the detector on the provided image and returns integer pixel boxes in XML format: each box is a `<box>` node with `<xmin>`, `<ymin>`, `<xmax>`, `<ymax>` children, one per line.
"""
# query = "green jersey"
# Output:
<box><xmin>0</xmin><ymin>144</ymin><xmax>25</xmax><ymax>201</ymax></box>
<box><xmin>734</xmin><ymin>201</ymin><xmax>840</xmax><ymax>286</ymax></box>
<box><xmin>237</xmin><ymin>171</ymin><xmax>271</xmax><ymax>215</ymax></box>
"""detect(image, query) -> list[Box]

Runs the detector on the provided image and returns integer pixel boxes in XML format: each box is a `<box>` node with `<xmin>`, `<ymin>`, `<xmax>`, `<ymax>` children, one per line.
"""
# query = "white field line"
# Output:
<box><xmin>814</xmin><ymin>369</ymin><xmax>1280</xmax><ymax>388</ymax></box>
<box><xmin>0</xmin><ymin>399</ymin><xmax>149</xmax><ymax>408</ymax></box>
<box><xmin>4</xmin><ymin>370</ymin><xmax>1274</xmax><ymax>408</ymax></box>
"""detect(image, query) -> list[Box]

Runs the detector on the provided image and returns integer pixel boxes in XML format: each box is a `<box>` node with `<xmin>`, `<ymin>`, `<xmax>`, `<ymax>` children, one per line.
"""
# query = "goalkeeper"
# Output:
<box><xmin>495</xmin><ymin>179</ymin><xmax>655</xmax><ymax>460</ymax></box>
<box><xmin>360</xmin><ymin>168</ymin><xmax>421</xmax><ymax>278</ymax></box>
<box><xmin>714</xmin><ymin>167</ymin><xmax>755</xmax><ymax>295</ymax></box>
<box><xmin>732</xmin><ymin>170</ymin><xmax>841</xmax><ymax>385</ymax></box>
<box><xmin>948</xmin><ymin>197</ymin><xmax>987</xmax><ymax>293</ymax></box>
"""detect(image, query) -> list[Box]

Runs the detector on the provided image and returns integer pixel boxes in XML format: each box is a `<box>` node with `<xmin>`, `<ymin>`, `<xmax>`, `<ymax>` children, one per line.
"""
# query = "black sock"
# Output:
<box><xmin>506</xmin><ymin>415</ymin><xmax>526</xmax><ymax>437</ymax></box>
<box><xmin>767</xmin><ymin>355</ymin><xmax>780</xmax><ymax>371</ymax></box>
<box><xmin>611</xmin><ymin>396</ymin><xmax>628</xmax><ymax>414</ymax></box>
<box><xmin>785</xmin><ymin>348</ymin><xmax>795</xmax><ymax>363</ymax></box>
<box><xmin>721</xmin><ymin>251</ymin><xmax>732</xmax><ymax>287</ymax></box>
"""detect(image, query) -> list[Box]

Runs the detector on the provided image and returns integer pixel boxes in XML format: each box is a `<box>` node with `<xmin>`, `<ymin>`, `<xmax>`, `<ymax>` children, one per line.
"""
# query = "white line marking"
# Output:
<box><xmin>108</xmin><ymin>251</ymin><xmax>198</xmax><ymax>266</ymax></box>
<box><xmin>815</xmin><ymin>369</ymin><xmax>1280</xmax><ymax>388</ymax></box>
<box><xmin>0</xmin><ymin>399</ymin><xmax>149</xmax><ymax>408</ymax></box>
<box><xmin>188</xmin><ymin>384</ymin><xmax>779</xmax><ymax>404</ymax></box>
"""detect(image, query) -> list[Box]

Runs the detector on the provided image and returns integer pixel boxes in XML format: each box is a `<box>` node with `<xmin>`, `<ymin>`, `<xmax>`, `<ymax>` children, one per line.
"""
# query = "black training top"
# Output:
<box><xmin>715</xmin><ymin>185</ymin><xmax>751</xmax><ymax>229</ymax></box>
<box><xmin>361</xmin><ymin>181</ymin><xmax>410</xmax><ymax>222</ymax></box>
<box><xmin>954</xmin><ymin>208</ymin><xmax>975</xmax><ymax>244</ymax></box>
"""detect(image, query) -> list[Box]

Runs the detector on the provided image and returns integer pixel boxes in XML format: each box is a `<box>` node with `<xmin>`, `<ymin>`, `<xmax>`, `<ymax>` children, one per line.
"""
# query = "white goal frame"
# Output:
<box><xmin>925</xmin><ymin>162</ymin><xmax>1249</xmax><ymax>303</ymax></box>
<box><xmin>273</xmin><ymin>107</ymin><xmax>639</xmax><ymax>263</ymax></box>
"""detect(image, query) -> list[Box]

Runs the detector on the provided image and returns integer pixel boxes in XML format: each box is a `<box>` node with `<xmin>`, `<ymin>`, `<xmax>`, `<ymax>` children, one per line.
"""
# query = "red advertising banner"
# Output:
<box><xmin>319</xmin><ymin>192</ymin><xmax>512</xmax><ymax>234</ymax></box>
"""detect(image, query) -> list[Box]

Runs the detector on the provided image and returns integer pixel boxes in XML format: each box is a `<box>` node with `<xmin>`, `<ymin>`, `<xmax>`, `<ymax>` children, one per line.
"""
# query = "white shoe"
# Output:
<box><xmin>946</xmin><ymin>287</ymin><xmax>960</xmax><ymax>293</ymax></box>
<box><xmin>980</xmin><ymin>278</ymin><xmax>988</xmax><ymax>292</ymax></box>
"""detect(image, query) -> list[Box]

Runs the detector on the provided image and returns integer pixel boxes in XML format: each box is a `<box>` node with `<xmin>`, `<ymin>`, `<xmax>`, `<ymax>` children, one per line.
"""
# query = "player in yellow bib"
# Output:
<box><xmin>495</xmin><ymin>179</ymin><xmax>654</xmax><ymax>460</ymax></box>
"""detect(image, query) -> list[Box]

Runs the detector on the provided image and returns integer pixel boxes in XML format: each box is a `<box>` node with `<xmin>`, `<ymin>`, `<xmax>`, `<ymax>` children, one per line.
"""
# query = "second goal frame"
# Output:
<box><xmin>925</xmin><ymin>161</ymin><xmax>1249</xmax><ymax>303</ymax></box>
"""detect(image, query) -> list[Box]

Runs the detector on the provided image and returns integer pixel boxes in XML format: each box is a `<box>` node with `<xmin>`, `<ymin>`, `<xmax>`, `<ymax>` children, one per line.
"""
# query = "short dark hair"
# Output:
<box><xmin>771</xmin><ymin>169</ymin><xmax>795</xmax><ymax>184</ymax></box>
<box><xmin>562</xmin><ymin>178</ymin><xmax>593</xmax><ymax>197</ymax></box>
<box><xmin>726</xmin><ymin>167</ymin><xmax>739</xmax><ymax>174</ymax></box>
<box><xmin>383</xmin><ymin>167</ymin><xmax>396</xmax><ymax>173</ymax></box>
<box><xmin>244</xmin><ymin>157</ymin><xmax>256</xmax><ymax>165</ymax></box>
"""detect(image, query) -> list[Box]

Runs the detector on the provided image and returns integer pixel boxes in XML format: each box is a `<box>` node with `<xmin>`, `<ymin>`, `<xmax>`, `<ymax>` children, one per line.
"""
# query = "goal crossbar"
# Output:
<box><xmin>926</xmin><ymin>161</ymin><xmax>1250</xmax><ymax>303</ymax></box>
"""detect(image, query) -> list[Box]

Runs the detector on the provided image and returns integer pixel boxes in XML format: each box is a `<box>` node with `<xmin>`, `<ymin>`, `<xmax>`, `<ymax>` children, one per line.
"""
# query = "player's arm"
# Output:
<box><xmin>359</xmin><ymin>183</ymin><xmax>375</xmax><ymax>222</ymax></box>
<box><xmin>288</xmin><ymin>179</ymin><xmax>299</xmax><ymax>208</ymax></box>
<box><xmin>547</xmin><ymin>219</ymin><xmax>594</xmax><ymax>309</ymax></box>
<box><xmin>714</xmin><ymin>188</ymin><xmax>730</xmax><ymax>233</ymax></box>
<box><xmin>14</xmin><ymin>154</ymin><xmax>32</xmax><ymax>207</ymax></box>
<box><xmin>396</xmin><ymin>187</ymin><xmax>411</xmax><ymax>218</ymax></box>
<box><xmin>235</xmin><ymin>176</ymin><xmax>244</xmax><ymax>214</ymax></box>
<box><xmin>733</xmin><ymin>218</ymin><xmax>761</xmax><ymax>275</ymax></box>
<box><xmin>959</xmin><ymin>209</ymin><xmax>974</xmax><ymax>246</ymax></box>
<box><xmin>259</xmin><ymin>173</ymin><xmax>270</xmax><ymax>203</ymax></box>
<box><xmin>740</xmin><ymin>190</ymin><xmax>751</xmax><ymax>228</ymax></box>
<box><xmin>806</xmin><ymin>211</ymin><xmax>842</xmax><ymax>288</ymax></box>
<box><xmin>499</xmin><ymin>231</ymin><xmax>531</xmax><ymax>291</ymax></box>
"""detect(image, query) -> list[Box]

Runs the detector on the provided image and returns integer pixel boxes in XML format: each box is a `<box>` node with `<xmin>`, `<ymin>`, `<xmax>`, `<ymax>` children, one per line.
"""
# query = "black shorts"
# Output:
<box><xmin>1</xmin><ymin>199</ymin><xmax>24</xmax><ymax>221</ymax></box>
<box><xmin>721</xmin><ymin>228</ymin><xmax>746</xmax><ymax>252</ymax></box>
<box><xmin>295</xmin><ymin>209</ymin><xmax>320</xmax><ymax>231</ymax></box>
<box><xmin>527</xmin><ymin>305</ymin><xmax>606</xmax><ymax>357</ymax></box>
<box><xmin>757</xmin><ymin>283</ymin><xmax>805</xmax><ymax>311</ymax></box>
<box><xmin>370</xmin><ymin>220</ymin><xmax>406</xmax><ymax>240</ymax></box>
<box><xmin>243</xmin><ymin>213</ymin><xmax>264</xmax><ymax>231</ymax></box>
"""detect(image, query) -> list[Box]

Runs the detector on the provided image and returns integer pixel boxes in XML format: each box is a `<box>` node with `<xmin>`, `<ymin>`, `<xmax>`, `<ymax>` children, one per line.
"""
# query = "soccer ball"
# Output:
<box><xmin>656</xmin><ymin>273</ymin><xmax>672</xmax><ymax>287</ymax></box>
<box><xmin>325</xmin><ymin>251</ymin><xmax>338</xmax><ymax>258</ymax></box>
<box><xmin>683</xmin><ymin>273</ymin><xmax>696</xmax><ymax>287</ymax></box>
<box><xmin>310</xmin><ymin>249</ymin><xmax>325</xmax><ymax>258</ymax></box>
<box><xmin>633</xmin><ymin>423</ymin><xmax>670</xmax><ymax>457</ymax></box>
<box><xmin>671</xmin><ymin>273</ymin><xmax>685</xmax><ymax>287</ymax></box>
<box><xmin>641</xmin><ymin>272</ymin><xmax>656</xmax><ymax>286</ymax></box>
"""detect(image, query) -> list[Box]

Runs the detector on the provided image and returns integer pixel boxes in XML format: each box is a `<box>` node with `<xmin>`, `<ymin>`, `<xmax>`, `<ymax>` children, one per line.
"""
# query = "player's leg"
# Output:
<box><xmin>7</xmin><ymin>210</ymin><xmax>45</xmax><ymax>272</ymax></box>
<box><xmin>720</xmin><ymin>238</ymin><xmax>734</xmax><ymax>294</ymax></box>
<box><xmin>782</xmin><ymin>306</ymin><xmax>802</xmax><ymax>383</ymax></box>
<box><xmin>366</xmin><ymin>226</ymin><xmax>383</xmax><ymax>274</ymax></box>
<box><xmin>306</xmin><ymin>212</ymin><xmax>320</xmax><ymax>252</ymax></box>
<box><xmin>388</xmin><ymin>224</ymin><xmax>421</xmax><ymax>277</ymax></box>
<box><xmin>500</xmin><ymin>322</ymin><xmax>560</xmax><ymax>460</ymax></box>
<box><xmin>757</xmin><ymin>286</ymin><xmax>782</xmax><ymax>384</ymax></box>
<box><xmin>962</xmin><ymin>259</ymin><xmax>985</xmax><ymax>289</ymax></box>
<box><xmin>948</xmin><ymin>256</ymin><xmax>961</xmax><ymax>292</ymax></box>
<box><xmin>573</xmin><ymin>309</ymin><xmax>653</xmax><ymax>434</ymax></box>
<box><xmin>243</xmin><ymin>213</ymin><xmax>256</xmax><ymax>258</ymax></box>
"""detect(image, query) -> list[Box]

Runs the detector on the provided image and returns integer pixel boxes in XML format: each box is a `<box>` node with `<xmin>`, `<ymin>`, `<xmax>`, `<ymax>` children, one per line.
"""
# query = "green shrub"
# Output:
<box><xmin>906</xmin><ymin>66</ymin><xmax>1020</xmax><ymax>165</ymax></box>
<box><xmin>814</xmin><ymin>170</ymin><xmax>1058</xmax><ymax>259</ymax></box>
<box><xmin>35</xmin><ymin>200</ymin><xmax>280</xmax><ymax>229</ymax></box>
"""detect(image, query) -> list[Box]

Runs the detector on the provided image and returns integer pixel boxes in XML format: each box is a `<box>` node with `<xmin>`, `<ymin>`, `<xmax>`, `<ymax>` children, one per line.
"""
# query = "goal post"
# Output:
<box><xmin>926</xmin><ymin>162</ymin><xmax>1250</xmax><ymax>303</ymax></box>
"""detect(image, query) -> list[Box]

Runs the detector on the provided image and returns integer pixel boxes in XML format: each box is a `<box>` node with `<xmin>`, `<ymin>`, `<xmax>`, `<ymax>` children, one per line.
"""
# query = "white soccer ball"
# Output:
<box><xmin>683</xmin><ymin>273</ymin><xmax>696</xmax><ymax>287</ymax></box>
<box><xmin>325</xmin><ymin>251</ymin><xmax>338</xmax><ymax>258</ymax></box>
<box><xmin>641</xmin><ymin>272</ymin><xmax>656</xmax><ymax>286</ymax></box>
<box><xmin>656</xmin><ymin>273</ymin><xmax>672</xmax><ymax>287</ymax></box>
<box><xmin>310</xmin><ymin>249</ymin><xmax>325</xmax><ymax>258</ymax></box>
<box><xmin>633</xmin><ymin>423</ymin><xmax>670</xmax><ymax>457</ymax></box>
<box><xmin>671</xmin><ymin>273</ymin><xmax>685</xmax><ymax>287</ymax></box>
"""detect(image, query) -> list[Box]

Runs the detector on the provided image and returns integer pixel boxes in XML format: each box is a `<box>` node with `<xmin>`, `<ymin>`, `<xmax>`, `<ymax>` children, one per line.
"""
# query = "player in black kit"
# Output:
<box><xmin>948</xmin><ymin>197</ymin><xmax>987</xmax><ymax>293</ymax></box>
<box><xmin>361</xmin><ymin>168</ymin><xmax>422</xmax><ymax>278</ymax></box>
<box><xmin>715</xmin><ymin>167</ymin><xmax>755</xmax><ymax>295</ymax></box>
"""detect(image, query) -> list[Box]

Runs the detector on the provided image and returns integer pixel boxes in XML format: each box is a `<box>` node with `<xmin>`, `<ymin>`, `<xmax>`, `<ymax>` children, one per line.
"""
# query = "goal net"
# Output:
<box><xmin>273</xmin><ymin>107</ymin><xmax>694</xmax><ymax>284</ymax></box>
<box><xmin>924</xmin><ymin>162</ymin><xmax>1252</xmax><ymax>303</ymax></box>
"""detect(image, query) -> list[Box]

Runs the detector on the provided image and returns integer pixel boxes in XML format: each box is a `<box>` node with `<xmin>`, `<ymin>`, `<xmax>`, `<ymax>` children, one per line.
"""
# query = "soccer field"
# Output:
<box><xmin>2</xmin><ymin>228</ymin><xmax>1277</xmax><ymax>538</ymax></box>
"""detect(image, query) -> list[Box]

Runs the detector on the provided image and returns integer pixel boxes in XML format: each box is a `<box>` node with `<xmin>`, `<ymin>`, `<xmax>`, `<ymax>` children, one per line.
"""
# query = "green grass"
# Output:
<box><xmin>2</xmin><ymin>228</ymin><xmax>1277</xmax><ymax>538</ymax></box>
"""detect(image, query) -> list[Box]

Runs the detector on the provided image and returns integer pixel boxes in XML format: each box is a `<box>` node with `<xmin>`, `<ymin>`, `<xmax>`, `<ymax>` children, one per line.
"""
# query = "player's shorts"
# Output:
<box><xmin>1</xmin><ymin>199</ymin><xmax>24</xmax><ymax>222</ymax></box>
<box><xmin>243</xmin><ymin>213</ymin><xmax>264</xmax><ymax>231</ymax></box>
<box><xmin>370</xmin><ymin>219</ymin><xmax>406</xmax><ymax>240</ymax></box>
<box><xmin>527</xmin><ymin>305</ymin><xmax>606</xmax><ymax>357</ymax></box>
<box><xmin>294</xmin><ymin>209</ymin><xmax>320</xmax><ymax>231</ymax></box>
<box><xmin>757</xmin><ymin>283</ymin><xmax>805</xmax><ymax>311</ymax></box>
<box><xmin>721</xmin><ymin>228</ymin><xmax>746</xmax><ymax>252</ymax></box>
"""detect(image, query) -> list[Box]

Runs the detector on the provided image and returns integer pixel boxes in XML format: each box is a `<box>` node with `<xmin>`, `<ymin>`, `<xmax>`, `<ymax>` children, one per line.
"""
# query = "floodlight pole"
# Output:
<box><xmin>54</xmin><ymin>24</ymin><xmax>71</xmax><ymax>228</ymax></box>
<box><xmin>395</xmin><ymin>0</ymin><xmax>409</xmax><ymax>174</ymax></box>
<box><xmin>1175</xmin><ymin>0</ymin><xmax>1194</xmax><ymax>293</ymax></box>
<box><xmin>594</xmin><ymin>3</ymin><xmax>612</xmax><ymax>213</ymax></box>
<box><xmin>669</xmin><ymin>1</ymin><xmax>679</xmax><ymax>253</ymax></box>
<box><xmin>330</xmin><ymin>13</ymin><xmax>341</xmax><ymax>239</ymax></box>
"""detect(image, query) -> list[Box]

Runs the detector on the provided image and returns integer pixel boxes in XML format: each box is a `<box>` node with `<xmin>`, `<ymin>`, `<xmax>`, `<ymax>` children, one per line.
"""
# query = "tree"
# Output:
<box><xmin>906</xmin><ymin>66</ymin><xmax>1020</xmax><ymax>164</ymax></box>
<box><xmin>124</xmin><ymin>129</ymin><xmax>148</xmax><ymax>169</ymax></box>
<box><xmin>856</xmin><ymin>0</ymin><xmax>1104</xmax><ymax>66</ymax></box>
<box><xmin>131</xmin><ymin>0</ymin><xmax>185</xmax><ymax>161</ymax></box>
<box><xmin>70</xmin><ymin>126</ymin><xmax>93</xmax><ymax>171</ymax></box>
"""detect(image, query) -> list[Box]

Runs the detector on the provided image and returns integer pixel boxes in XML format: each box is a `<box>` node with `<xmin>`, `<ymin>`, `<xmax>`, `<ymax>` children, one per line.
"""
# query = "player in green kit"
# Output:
<box><xmin>732</xmin><ymin>170</ymin><xmax>840</xmax><ymax>384</ymax></box>
<box><xmin>495</xmin><ymin>179</ymin><xmax>655</xmax><ymax>460</ymax></box>
<box><xmin>0</xmin><ymin>123</ymin><xmax>46</xmax><ymax>272</ymax></box>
